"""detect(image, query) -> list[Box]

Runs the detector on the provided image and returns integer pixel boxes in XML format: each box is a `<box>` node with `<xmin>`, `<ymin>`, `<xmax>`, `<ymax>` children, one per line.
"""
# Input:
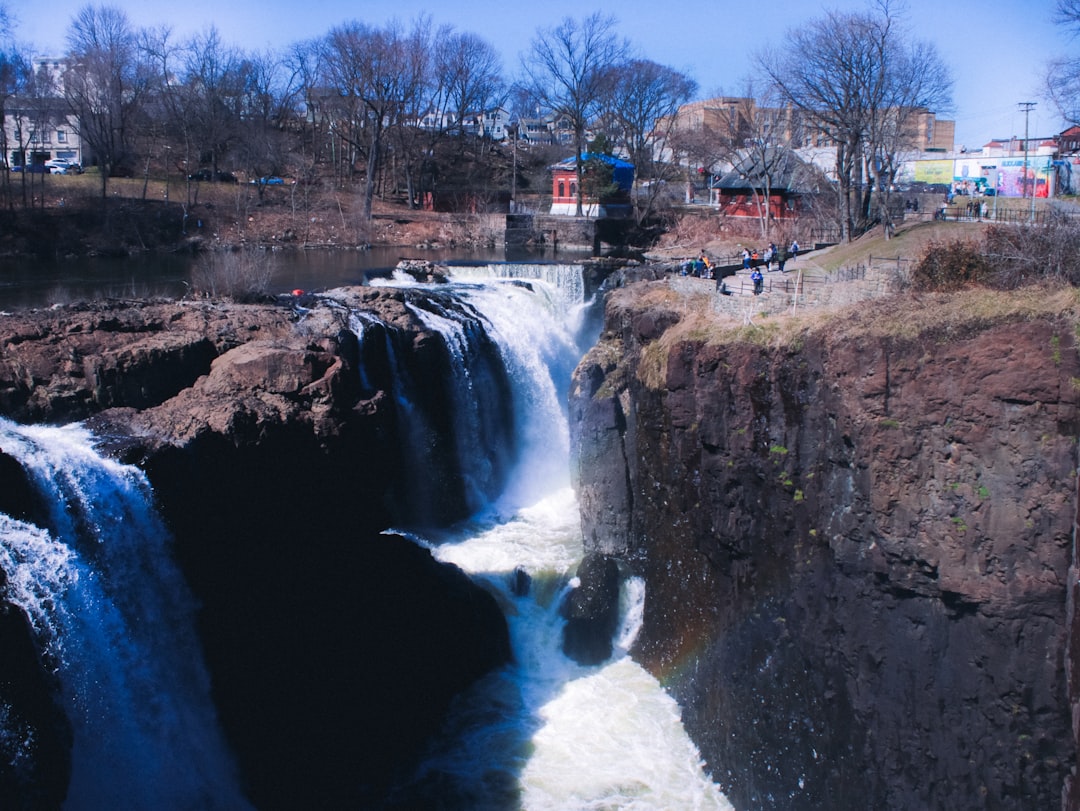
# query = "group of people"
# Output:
<box><xmin>679</xmin><ymin>254</ymin><xmax>715</xmax><ymax>279</ymax></box>
<box><xmin>741</xmin><ymin>239</ymin><xmax>800</xmax><ymax>273</ymax></box>
<box><xmin>742</xmin><ymin>239</ymin><xmax>801</xmax><ymax>296</ymax></box>
<box><xmin>679</xmin><ymin>238</ymin><xmax>804</xmax><ymax>297</ymax></box>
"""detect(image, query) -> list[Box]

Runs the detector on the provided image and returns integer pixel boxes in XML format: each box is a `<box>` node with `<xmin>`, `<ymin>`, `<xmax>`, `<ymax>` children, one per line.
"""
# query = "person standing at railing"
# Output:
<box><xmin>776</xmin><ymin>243</ymin><xmax>789</xmax><ymax>273</ymax></box>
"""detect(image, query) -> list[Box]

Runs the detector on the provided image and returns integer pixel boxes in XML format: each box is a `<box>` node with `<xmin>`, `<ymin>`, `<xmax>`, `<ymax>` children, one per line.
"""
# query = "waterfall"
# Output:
<box><xmin>445</xmin><ymin>263</ymin><xmax>587</xmax><ymax>312</ymax></box>
<box><xmin>0</xmin><ymin>420</ymin><xmax>250</xmax><ymax>811</ymax></box>
<box><xmin>368</xmin><ymin>267</ymin><xmax>733</xmax><ymax>810</ymax></box>
<box><xmin>353</xmin><ymin>268</ymin><xmax>587</xmax><ymax>522</ymax></box>
<box><xmin>0</xmin><ymin>263</ymin><xmax>729</xmax><ymax>809</ymax></box>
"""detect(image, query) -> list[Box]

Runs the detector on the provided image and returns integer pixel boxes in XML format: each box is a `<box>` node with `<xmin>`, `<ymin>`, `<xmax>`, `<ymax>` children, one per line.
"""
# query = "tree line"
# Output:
<box><xmin>1</xmin><ymin>1</ymin><xmax>1072</xmax><ymax>241</ymax></box>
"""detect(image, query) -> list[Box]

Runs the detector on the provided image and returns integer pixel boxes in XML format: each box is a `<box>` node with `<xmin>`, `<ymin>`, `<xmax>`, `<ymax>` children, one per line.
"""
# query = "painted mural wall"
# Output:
<box><xmin>899</xmin><ymin>155</ymin><xmax>1056</xmax><ymax>197</ymax></box>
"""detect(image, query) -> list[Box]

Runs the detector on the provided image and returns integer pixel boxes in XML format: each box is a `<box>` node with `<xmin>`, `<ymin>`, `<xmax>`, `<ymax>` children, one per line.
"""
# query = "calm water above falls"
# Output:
<box><xmin>0</xmin><ymin>246</ymin><xmax>588</xmax><ymax>311</ymax></box>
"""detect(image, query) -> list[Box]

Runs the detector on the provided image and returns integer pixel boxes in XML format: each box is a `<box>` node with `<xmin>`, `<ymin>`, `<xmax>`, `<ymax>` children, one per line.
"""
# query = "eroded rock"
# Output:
<box><xmin>571</xmin><ymin>283</ymin><xmax>1080</xmax><ymax>811</ymax></box>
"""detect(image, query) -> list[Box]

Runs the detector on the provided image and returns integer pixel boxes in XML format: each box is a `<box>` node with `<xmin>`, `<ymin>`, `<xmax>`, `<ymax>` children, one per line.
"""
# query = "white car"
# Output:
<box><xmin>44</xmin><ymin>159</ymin><xmax>81</xmax><ymax>174</ymax></box>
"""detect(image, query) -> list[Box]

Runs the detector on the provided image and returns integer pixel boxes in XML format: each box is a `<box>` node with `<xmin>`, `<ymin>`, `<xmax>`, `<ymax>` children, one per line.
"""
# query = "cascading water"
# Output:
<box><xmin>0</xmin><ymin>262</ymin><xmax>731</xmax><ymax>810</ymax></box>
<box><xmin>0</xmin><ymin>420</ymin><xmax>251</xmax><ymax>810</ymax></box>
<box><xmin>367</xmin><ymin>266</ymin><xmax>733</xmax><ymax>810</ymax></box>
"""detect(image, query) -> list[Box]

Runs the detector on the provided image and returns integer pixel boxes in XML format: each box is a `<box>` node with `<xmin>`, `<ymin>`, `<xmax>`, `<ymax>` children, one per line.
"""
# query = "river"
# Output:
<box><xmin>0</xmin><ymin>246</ymin><xmax>589</xmax><ymax>311</ymax></box>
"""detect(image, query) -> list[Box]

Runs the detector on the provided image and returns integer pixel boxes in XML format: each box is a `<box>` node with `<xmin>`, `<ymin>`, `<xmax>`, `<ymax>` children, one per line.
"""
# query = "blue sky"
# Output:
<box><xmin>11</xmin><ymin>0</ymin><xmax>1074</xmax><ymax>148</ymax></box>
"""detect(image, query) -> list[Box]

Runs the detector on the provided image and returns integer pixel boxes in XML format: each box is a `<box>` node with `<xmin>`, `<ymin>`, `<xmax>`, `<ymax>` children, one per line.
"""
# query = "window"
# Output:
<box><xmin>57</xmin><ymin>130</ymin><xmax>66</xmax><ymax>143</ymax></box>
<box><xmin>558</xmin><ymin>180</ymin><xmax>565</xmax><ymax>198</ymax></box>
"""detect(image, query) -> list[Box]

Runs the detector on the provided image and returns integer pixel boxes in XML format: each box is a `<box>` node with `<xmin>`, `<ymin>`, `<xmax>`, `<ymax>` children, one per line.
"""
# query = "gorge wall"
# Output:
<box><xmin>570</xmin><ymin>282</ymin><xmax>1080</xmax><ymax>810</ymax></box>
<box><xmin>0</xmin><ymin>293</ymin><xmax>511</xmax><ymax>809</ymax></box>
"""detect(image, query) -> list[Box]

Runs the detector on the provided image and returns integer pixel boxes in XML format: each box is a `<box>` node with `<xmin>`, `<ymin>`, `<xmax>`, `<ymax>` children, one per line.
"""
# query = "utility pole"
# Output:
<box><xmin>1019</xmin><ymin>101</ymin><xmax>1036</xmax><ymax>222</ymax></box>
<box><xmin>509</xmin><ymin>121</ymin><xmax>518</xmax><ymax>213</ymax></box>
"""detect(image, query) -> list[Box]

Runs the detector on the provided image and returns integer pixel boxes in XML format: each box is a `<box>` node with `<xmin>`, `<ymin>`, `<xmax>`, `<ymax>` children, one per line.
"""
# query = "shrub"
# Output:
<box><xmin>911</xmin><ymin>238</ymin><xmax>990</xmax><ymax>291</ymax></box>
<box><xmin>981</xmin><ymin>210</ymin><xmax>1080</xmax><ymax>289</ymax></box>
<box><xmin>193</xmin><ymin>249</ymin><xmax>275</xmax><ymax>301</ymax></box>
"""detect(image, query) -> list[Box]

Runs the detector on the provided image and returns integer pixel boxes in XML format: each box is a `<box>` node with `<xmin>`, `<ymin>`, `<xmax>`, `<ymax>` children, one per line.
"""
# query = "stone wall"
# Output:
<box><xmin>505</xmin><ymin>213</ymin><xmax>609</xmax><ymax>252</ymax></box>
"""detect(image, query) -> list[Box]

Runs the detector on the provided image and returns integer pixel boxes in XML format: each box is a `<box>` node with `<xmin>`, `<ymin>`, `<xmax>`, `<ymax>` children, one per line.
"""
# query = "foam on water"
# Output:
<box><xmin>373</xmin><ymin>266</ymin><xmax>730</xmax><ymax>808</ymax></box>
<box><xmin>394</xmin><ymin>489</ymin><xmax>732</xmax><ymax>811</ymax></box>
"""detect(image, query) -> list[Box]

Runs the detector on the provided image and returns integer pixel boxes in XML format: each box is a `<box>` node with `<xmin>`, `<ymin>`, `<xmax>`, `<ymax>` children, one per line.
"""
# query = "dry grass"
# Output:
<box><xmin>809</xmin><ymin>219</ymin><xmax>985</xmax><ymax>272</ymax></box>
<box><xmin>7</xmin><ymin>170</ymin><xmax>491</xmax><ymax>250</ymax></box>
<box><xmin>617</xmin><ymin>273</ymin><xmax>1080</xmax><ymax>391</ymax></box>
<box><xmin>192</xmin><ymin>250</ymin><xmax>276</xmax><ymax>301</ymax></box>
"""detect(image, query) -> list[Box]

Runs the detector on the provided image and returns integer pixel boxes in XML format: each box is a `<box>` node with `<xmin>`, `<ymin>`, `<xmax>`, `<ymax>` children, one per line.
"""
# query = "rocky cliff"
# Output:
<box><xmin>0</xmin><ymin>293</ymin><xmax>511</xmax><ymax>809</ymax></box>
<box><xmin>571</xmin><ymin>282</ymin><xmax>1080</xmax><ymax>810</ymax></box>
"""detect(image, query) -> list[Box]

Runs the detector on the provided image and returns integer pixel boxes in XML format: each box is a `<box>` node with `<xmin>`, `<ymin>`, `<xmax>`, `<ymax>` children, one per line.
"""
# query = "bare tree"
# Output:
<box><xmin>435</xmin><ymin>29</ymin><xmax>504</xmax><ymax>143</ymax></box>
<box><xmin>140</xmin><ymin>24</ymin><xmax>205</xmax><ymax>216</ymax></box>
<box><xmin>180</xmin><ymin>27</ymin><xmax>247</xmax><ymax>179</ymax></box>
<box><xmin>236</xmin><ymin>48</ymin><xmax>305</xmax><ymax>195</ymax></box>
<box><xmin>8</xmin><ymin>60</ymin><xmax>60</xmax><ymax>208</ymax></box>
<box><xmin>285</xmin><ymin>38</ymin><xmax>329</xmax><ymax>184</ymax></box>
<box><xmin>520</xmin><ymin>13</ymin><xmax>628</xmax><ymax>215</ymax></box>
<box><xmin>0</xmin><ymin>36</ymin><xmax>31</xmax><ymax>208</ymax></box>
<box><xmin>387</xmin><ymin>17</ymin><xmax>433</xmax><ymax>210</ymax></box>
<box><xmin>1048</xmin><ymin>0</ymin><xmax>1080</xmax><ymax>124</ymax></box>
<box><xmin>64</xmin><ymin>4</ymin><xmax>151</xmax><ymax>196</ymax></box>
<box><xmin>760</xmin><ymin>0</ymin><xmax>951</xmax><ymax>241</ymax></box>
<box><xmin>322</xmin><ymin>19</ymin><xmax>428</xmax><ymax>221</ymax></box>
<box><xmin>865</xmin><ymin>38</ymin><xmax>952</xmax><ymax>237</ymax></box>
<box><xmin>760</xmin><ymin>7</ymin><xmax>880</xmax><ymax>240</ymax></box>
<box><xmin>596</xmin><ymin>58</ymin><xmax>696</xmax><ymax>221</ymax></box>
<box><xmin>725</xmin><ymin>93</ymin><xmax>801</xmax><ymax>239</ymax></box>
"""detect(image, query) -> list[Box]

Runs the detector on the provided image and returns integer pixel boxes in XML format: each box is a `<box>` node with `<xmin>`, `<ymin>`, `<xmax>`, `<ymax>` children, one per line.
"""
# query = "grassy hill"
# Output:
<box><xmin>808</xmin><ymin>220</ymin><xmax>987</xmax><ymax>272</ymax></box>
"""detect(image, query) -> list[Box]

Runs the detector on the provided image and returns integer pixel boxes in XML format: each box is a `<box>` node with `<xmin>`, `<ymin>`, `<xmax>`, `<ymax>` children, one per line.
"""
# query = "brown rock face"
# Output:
<box><xmin>571</xmin><ymin>283</ymin><xmax>1080</xmax><ymax>810</ymax></box>
<box><xmin>0</xmin><ymin>293</ymin><xmax>511</xmax><ymax>808</ymax></box>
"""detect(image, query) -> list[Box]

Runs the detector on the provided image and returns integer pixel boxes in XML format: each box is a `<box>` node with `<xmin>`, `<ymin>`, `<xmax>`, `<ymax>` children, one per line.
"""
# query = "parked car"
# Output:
<box><xmin>251</xmin><ymin>176</ymin><xmax>285</xmax><ymax>186</ymax></box>
<box><xmin>188</xmin><ymin>169</ymin><xmax>238</xmax><ymax>183</ymax></box>
<box><xmin>44</xmin><ymin>159</ymin><xmax>82</xmax><ymax>174</ymax></box>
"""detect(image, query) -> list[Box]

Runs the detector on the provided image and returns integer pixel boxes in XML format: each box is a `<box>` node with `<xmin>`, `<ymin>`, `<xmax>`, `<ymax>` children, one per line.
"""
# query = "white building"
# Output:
<box><xmin>3</xmin><ymin>57</ymin><xmax>85</xmax><ymax>169</ymax></box>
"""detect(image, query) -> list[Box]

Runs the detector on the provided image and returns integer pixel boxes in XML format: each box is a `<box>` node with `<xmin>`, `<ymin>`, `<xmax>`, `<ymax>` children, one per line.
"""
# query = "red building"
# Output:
<box><xmin>549</xmin><ymin>154</ymin><xmax>634</xmax><ymax>217</ymax></box>
<box><xmin>709</xmin><ymin>149</ymin><xmax>823</xmax><ymax>220</ymax></box>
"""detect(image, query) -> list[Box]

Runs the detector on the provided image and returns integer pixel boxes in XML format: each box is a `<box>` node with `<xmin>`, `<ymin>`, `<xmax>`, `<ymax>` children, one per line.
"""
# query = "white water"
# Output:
<box><xmin>381</xmin><ymin>267</ymin><xmax>733</xmax><ymax>810</ymax></box>
<box><xmin>0</xmin><ymin>265</ymin><xmax>731</xmax><ymax>809</ymax></box>
<box><xmin>447</xmin><ymin>262</ymin><xmax>588</xmax><ymax>314</ymax></box>
<box><xmin>0</xmin><ymin>419</ymin><xmax>251</xmax><ymax>811</ymax></box>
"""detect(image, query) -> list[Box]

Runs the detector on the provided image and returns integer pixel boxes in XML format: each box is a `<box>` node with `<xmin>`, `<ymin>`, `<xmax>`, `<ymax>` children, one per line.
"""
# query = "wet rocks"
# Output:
<box><xmin>395</xmin><ymin>258</ymin><xmax>448</xmax><ymax>284</ymax></box>
<box><xmin>0</xmin><ymin>292</ymin><xmax>512</xmax><ymax>808</ymax></box>
<box><xmin>561</xmin><ymin>553</ymin><xmax>622</xmax><ymax>665</ymax></box>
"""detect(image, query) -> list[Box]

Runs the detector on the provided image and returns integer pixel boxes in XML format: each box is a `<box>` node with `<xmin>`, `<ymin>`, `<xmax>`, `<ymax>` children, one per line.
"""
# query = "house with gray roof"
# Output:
<box><xmin>710</xmin><ymin>149</ymin><xmax>826</xmax><ymax>220</ymax></box>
